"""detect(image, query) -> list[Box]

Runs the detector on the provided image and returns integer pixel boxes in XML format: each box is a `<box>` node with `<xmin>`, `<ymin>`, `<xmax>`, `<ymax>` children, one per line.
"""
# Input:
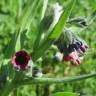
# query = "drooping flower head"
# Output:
<box><xmin>12</xmin><ymin>50</ymin><xmax>31</xmax><ymax>70</ymax></box>
<box><xmin>54</xmin><ymin>29</ymin><xmax>88</xmax><ymax>65</ymax></box>
<box><xmin>63</xmin><ymin>40</ymin><xmax>88</xmax><ymax>65</ymax></box>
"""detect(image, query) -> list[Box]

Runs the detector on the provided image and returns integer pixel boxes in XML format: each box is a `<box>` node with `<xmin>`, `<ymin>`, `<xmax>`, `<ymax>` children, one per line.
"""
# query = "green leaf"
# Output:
<box><xmin>49</xmin><ymin>0</ymin><xmax>76</xmax><ymax>39</ymax></box>
<box><xmin>4</xmin><ymin>32</ymin><xmax>19</xmax><ymax>59</ymax></box>
<box><xmin>88</xmin><ymin>0</ymin><xmax>96</xmax><ymax>10</ymax></box>
<box><xmin>33</xmin><ymin>0</ymin><xmax>76</xmax><ymax>61</ymax></box>
<box><xmin>33</xmin><ymin>0</ymin><xmax>48</xmax><ymax>51</ymax></box>
<box><xmin>15</xmin><ymin>32</ymin><xmax>21</xmax><ymax>51</ymax></box>
<box><xmin>7</xmin><ymin>63</ymin><xmax>15</xmax><ymax>80</ymax></box>
<box><xmin>9</xmin><ymin>0</ymin><xmax>22</xmax><ymax>17</ymax></box>
<box><xmin>53</xmin><ymin>92</ymin><xmax>79</xmax><ymax>96</ymax></box>
<box><xmin>41</xmin><ymin>0</ymin><xmax>48</xmax><ymax>21</ymax></box>
<box><xmin>5</xmin><ymin>0</ymin><xmax>40</xmax><ymax>58</ymax></box>
<box><xmin>19</xmin><ymin>0</ymin><xmax>41</xmax><ymax>32</ymax></box>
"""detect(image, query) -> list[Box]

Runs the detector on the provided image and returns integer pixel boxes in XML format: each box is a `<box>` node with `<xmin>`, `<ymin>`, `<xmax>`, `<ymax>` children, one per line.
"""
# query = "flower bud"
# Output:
<box><xmin>32</xmin><ymin>66</ymin><xmax>43</xmax><ymax>77</ymax></box>
<box><xmin>54</xmin><ymin>52</ymin><xmax>63</xmax><ymax>62</ymax></box>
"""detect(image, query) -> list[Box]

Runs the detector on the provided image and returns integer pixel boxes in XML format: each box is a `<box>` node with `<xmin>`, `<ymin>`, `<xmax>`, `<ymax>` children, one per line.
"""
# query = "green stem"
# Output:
<box><xmin>16</xmin><ymin>73</ymin><xmax>96</xmax><ymax>86</ymax></box>
<box><xmin>78</xmin><ymin>15</ymin><xmax>96</xmax><ymax>33</ymax></box>
<box><xmin>12</xmin><ymin>88</ymin><xmax>18</xmax><ymax>96</ymax></box>
<box><xmin>1</xmin><ymin>70</ymin><xmax>18</xmax><ymax>96</ymax></box>
<box><xmin>1</xmin><ymin>73</ymin><xmax>96</xmax><ymax>95</ymax></box>
<box><xmin>1</xmin><ymin>80</ymin><xmax>14</xmax><ymax>96</ymax></box>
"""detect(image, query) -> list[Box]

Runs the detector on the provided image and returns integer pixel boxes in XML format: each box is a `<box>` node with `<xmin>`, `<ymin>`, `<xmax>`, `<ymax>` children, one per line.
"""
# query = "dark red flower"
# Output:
<box><xmin>12</xmin><ymin>50</ymin><xmax>31</xmax><ymax>70</ymax></box>
<box><xmin>63</xmin><ymin>51</ymin><xmax>81</xmax><ymax>65</ymax></box>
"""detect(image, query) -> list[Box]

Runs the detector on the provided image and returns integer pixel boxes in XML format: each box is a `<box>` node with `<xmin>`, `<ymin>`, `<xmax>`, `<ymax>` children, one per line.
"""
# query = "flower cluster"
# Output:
<box><xmin>63</xmin><ymin>41</ymin><xmax>88</xmax><ymax>65</ymax></box>
<box><xmin>54</xmin><ymin>30</ymin><xmax>88</xmax><ymax>65</ymax></box>
<box><xmin>63</xmin><ymin>39</ymin><xmax>88</xmax><ymax>65</ymax></box>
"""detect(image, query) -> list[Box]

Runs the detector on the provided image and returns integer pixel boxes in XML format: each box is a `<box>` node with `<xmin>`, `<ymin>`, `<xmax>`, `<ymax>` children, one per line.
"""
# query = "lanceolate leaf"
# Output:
<box><xmin>53</xmin><ymin>92</ymin><xmax>79</xmax><ymax>96</ymax></box>
<box><xmin>20</xmin><ymin>0</ymin><xmax>41</xmax><ymax>32</ymax></box>
<box><xmin>49</xmin><ymin>0</ymin><xmax>76</xmax><ymax>39</ymax></box>
<box><xmin>33</xmin><ymin>0</ymin><xmax>48</xmax><ymax>52</ymax></box>
<box><xmin>5</xmin><ymin>0</ymin><xmax>40</xmax><ymax>58</ymax></box>
<box><xmin>33</xmin><ymin>0</ymin><xmax>76</xmax><ymax>61</ymax></box>
<box><xmin>5</xmin><ymin>31</ymin><xmax>19</xmax><ymax>59</ymax></box>
<box><xmin>41</xmin><ymin>0</ymin><xmax>48</xmax><ymax>21</ymax></box>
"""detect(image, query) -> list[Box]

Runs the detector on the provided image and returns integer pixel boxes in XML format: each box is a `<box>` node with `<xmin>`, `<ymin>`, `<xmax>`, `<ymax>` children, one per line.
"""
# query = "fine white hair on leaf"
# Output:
<box><xmin>52</xmin><ymin>2</ymin><xmax>63</xmax><ymax>26</ymax></box>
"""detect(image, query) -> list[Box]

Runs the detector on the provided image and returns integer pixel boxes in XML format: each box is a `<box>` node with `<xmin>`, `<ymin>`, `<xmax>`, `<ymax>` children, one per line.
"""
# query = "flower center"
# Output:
<box><xmin>16</xmin><ymin>55</ymin><xmax>26</xmax><ymax>65</ymax></box>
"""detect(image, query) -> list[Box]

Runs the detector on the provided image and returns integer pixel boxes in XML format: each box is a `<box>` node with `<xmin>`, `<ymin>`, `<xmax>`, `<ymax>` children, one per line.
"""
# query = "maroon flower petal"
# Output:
<box><xmin>63</xmin><ymin>55</ymin><xmax>73</xmax><ymax>61</ymax></box>
<box><xmin>81</xmin><ymin>43</ymin><xmax>88</xmax><ymax>52</ymax></box>
<box><xmin>80</xmin><ymin>46</ymin><xmax>85</xmax><ymax>52</ymax></box>
<box><xmin>12</xmin><ymin>50</ymin><xmax>31</xmax><ymax>70</ymax></box>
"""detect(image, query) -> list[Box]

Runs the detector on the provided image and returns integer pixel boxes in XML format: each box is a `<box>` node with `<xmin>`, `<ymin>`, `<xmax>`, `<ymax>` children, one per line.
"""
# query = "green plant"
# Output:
<box><xmin>0</xmin><ymin>0</ymin><xmax>96</xmax><ymax>96</ymax></box>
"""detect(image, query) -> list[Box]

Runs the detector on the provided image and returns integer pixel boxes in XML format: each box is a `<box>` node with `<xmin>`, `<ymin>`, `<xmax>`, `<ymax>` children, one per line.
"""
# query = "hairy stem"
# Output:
<box><xmin>36</xmin><ymin>84</ymin><xmax>40</xmax><ymax>96</ymax></box>
<box><xmin>16</xmin><ymin>73</ymin><xmax>96</xmax><ymax>86</ymax></box>
<box><xmin>43</xmin><ymin>84</ymin><xmax>50</xmax><ymax>96</ymax></box>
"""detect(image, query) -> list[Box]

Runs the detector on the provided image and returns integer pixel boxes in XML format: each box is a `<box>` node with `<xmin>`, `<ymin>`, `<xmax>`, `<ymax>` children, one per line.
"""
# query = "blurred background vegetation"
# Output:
<box><xmin>0</xmin><ymin>0</ymin><xmax>96</xmax><ymax>96</ymax></box>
